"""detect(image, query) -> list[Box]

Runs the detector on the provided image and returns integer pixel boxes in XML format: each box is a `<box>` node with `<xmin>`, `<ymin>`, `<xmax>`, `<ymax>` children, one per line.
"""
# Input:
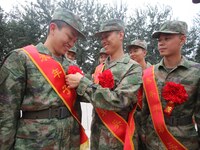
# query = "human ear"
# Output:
<box><xmin>49</xmin><ymin>23</ymin><xmax>57</xmax><ymax>35</ymax></box>
<box><xmin>119</xmin><ymin>31</ymin><xmax>124</xmax><ymax>40</ymax></box>
<box><xmin>179</xmin><ymin>35</ymin><xmax>186</xmax><ymax>46</ymax></box>
<box><xmin>143</xmin><ymin>50</ymin><xmax>147</xmax><ymax>57</ymax></box>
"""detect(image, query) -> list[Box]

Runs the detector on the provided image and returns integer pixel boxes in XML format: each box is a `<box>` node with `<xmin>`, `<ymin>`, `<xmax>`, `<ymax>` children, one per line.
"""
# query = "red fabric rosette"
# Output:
<box><xmin>98</xmin><ymin>69</ymin><xmax>114</xmax><ymax>89</ymax></box>
<box><xmin>67</xmin><ymin>65</ymin><xmax>84</xmax><ymax>75</ymax></box>
<box><xmin>162</xmin><ymin>82</ymin><xmax>188</xmax><ymax>116</ymax></box>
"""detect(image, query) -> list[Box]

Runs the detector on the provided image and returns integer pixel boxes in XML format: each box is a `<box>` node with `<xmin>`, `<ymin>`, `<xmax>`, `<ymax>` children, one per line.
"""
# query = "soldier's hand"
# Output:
<box><xmin>66</xmin><ymin>73</ymin><xmax>83</xmax><ymax>88</ymax></box>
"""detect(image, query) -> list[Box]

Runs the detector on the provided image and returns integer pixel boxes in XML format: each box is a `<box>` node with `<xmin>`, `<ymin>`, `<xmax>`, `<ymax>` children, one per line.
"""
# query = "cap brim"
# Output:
<box><xmin>68</xmin><ymin>50</ymin><xmax>76</xmax><ymax>54</ymax></box>
<box><xmin>127</xmin><ymin>44</ymin><xmax>146</xmax><ymax>50</ymax></box>
<box><xmin>99</xmin><ymin>52</ymin><xmax>107</xmax><ymax>55</ymax></box>
<box><xmin>94</xmin><ymin>29</ymin><xmax>121</xmax><ymax>37</ymax></box>
<box><xmin>75</xmin><ymin>29</ymin><xmax>86</xmax><ymax>40</ymax></box>
<box><xmin>152</xmin><ymin>31</ymin><xmax>180</xmax><ymax>38</ymax></box>
<box><xmin>66</xmin><ymin>22</ymin><xmax>86</xmax><ymax>40</ymax></box>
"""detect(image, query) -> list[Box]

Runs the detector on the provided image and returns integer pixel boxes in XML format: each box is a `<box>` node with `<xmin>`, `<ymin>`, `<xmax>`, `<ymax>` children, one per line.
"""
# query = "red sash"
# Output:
<box><xmin>143</xmin><ymin>66</ymin><xmax>187</xmax><ymax>150</ymax></box>
<box><xmin>22</xmin><ymin>45</ymin><xmax>88</xmax><ymax>149</ymax></box>
<box><xmin>94</xmin><ymin>64</ymin><xmax>136</xmax><ymax>150</ymax></box>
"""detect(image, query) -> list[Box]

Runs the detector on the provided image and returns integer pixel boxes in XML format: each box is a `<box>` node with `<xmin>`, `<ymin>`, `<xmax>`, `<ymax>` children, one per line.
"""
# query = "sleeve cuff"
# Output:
<box><xmin>76</xmin><ymin>76</ymin><xmax>93</xmax><ymax>96</ymax></box>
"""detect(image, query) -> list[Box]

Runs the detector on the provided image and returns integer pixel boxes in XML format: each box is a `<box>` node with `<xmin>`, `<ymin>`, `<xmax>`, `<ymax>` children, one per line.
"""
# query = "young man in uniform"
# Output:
<box><xmin>98</xmin><ymin>47</ymin><xmax>108</xmax><ymax>64</ymax></box>
<box><xmin>66</xmin><ymin>19</ymin><xmax>142</xmax><ymax>150</ymax></box>
<box><xmin>0</xmin><ymin>8</ymin><xmax>88</xmax><ymax>149</ymax></box>
<box><xmin>65</xmin><ymin>46</ymin><xmax>77</xmax><ymax>61</ymax></box>
<box><xmin>127</xmin><ymin>39</ymin><xmax>151</xmax><ymax>150</ymax></box>
<box><xmin>127</xmin><ymin>39</ymin><xmax>151</xmax><ymax>70</ymax></box>
<box><xmin>141</xmin><ymin>20</ymin><xmax>200</xmax><ymax>149</ymax></box>
<box><xmin>92</xmin><ymin>47</ymin><xmax>108</xmax><ymax>82</ymax></box>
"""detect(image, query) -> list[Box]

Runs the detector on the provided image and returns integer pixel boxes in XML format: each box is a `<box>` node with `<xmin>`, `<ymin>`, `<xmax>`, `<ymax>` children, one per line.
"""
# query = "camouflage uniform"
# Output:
<box><xmin>141</xmin><ymin>21</ymin><xmax>200</xmax><ymax>150</ymax></box>
<box><xmin>0</xmin><ymin>8</ymin><xmax>84</xmax><ymax>150</ymax></box>
<box><xmin>77</xmin><ymin>19</ymin><xmax>143</xmax><ymax>150</ymax></box>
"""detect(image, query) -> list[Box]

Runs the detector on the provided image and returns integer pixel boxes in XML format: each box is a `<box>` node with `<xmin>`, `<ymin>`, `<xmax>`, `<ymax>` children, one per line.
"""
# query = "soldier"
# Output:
<box><xmin>65</xmin><ymin>46</ymin><xmax>77</xmax><ymax>61</ymax></box>
<box><xmin>127</xmin><ymin>39</ymin><xmax>151</xmax><ymax>70</ymax></box>
<box><xmin>66</xmin><ymin>19</ymin><xmax>142</xmax><ymax>150</ymax></box>
<box><xmin>92</xmin><ymin>47</ymin><xmax>108</xmax><ymax>82</ymax></box>
<box><xmin>0</xmin><ymin>8</ymin><xmax>88</xmax><ymax>149</ymax></box>
<box><xmin>127</xmin><ymin>39</ymin><xmax>152</xmax><ymax>150</ymax></box>
<box><xmin>141</xmin><ymin>20</ymin><xmax>200</xmax><ymax>149</ymax></box>
<box><xmin>98</xmin><ymin>47</ymin><xmax>108</xmax><ymax>64</ymax></box>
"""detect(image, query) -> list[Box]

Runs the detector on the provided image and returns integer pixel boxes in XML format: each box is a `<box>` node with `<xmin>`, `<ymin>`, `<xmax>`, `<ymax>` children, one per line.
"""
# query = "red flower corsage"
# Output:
<box><xmin>67</xmin><ymin>65</ymin><xmax>84</xmax><ymax>75</ymax></box>
<box><xmin>98</xmin><ymin>69</ymin><xmax>114</xmax><ymax>89</ymax></box>
<box><xmin>162</xmin><ymin>82</ymin><xmax>188</xmax><ymax>116</ymax></box>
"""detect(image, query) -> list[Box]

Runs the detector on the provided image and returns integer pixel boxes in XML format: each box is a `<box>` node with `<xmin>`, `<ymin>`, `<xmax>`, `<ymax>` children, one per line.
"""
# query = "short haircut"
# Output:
<box><xmin>47</xmin><ymin>20</ymin><xmax>68</xmax><ymax>35</ymax></box>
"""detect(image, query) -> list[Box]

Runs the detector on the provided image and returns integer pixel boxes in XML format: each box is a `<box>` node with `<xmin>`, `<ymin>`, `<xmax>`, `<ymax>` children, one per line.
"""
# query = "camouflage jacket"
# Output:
<box><xmin>146</xmin><ymin>62</ymin><xmax>152</xmax><ymax>69</ymax></box>
<box><xmin>0</xmin><ymin>43</ymin><xmax>81</xmax><ymax>150</ymax></box>
<box><xmin>141</xmin><ymin>57</ymin><xmax>200</xmax><ymax>150</ymax></box>
<box><xmin>77</xmin><ymin>54</ymin><xmax>142</xmax><ymax>149</ymax></box>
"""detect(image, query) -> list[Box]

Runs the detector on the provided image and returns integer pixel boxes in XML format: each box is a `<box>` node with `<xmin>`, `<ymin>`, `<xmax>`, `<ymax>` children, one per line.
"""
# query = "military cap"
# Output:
<box><xmin>99</xmin><ymin>48</ymin><xmax>107</xmax><ymax>54</ymax></box>
<box><xmin>95</xmin><ymin>19</ymin><xmax>125</xmax><ymax>36</ymax></box>
<box><xmin>127</xmin><ymin>39</ymin><xmax>147</xmax><ymax>50</ymax></box>
<box><xmin>152</xmin><ymin>20</ymin><xmax>188</xmax><ymax>38</ymax></box>
<box><xmin>68</xmin><ymin>46</ymin><xmax>77</xmax><ymax>54</ymax></box>
<box><xmin>52</xmin><ymin>8</ymin><xmax>85</xmax><ymax>39</ymax></box>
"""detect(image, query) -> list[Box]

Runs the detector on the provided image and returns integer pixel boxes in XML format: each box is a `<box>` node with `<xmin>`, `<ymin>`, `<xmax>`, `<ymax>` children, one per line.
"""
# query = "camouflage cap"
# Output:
<box><xmin>152</xmin><ymin>20</ymin><xmax>188</xmax><ymax>38</ymax></box>
<box><xmin>52</xmin><ymin>8</ymin><xmax>85</xmax><ymax>39</ymax></box>
<box><xmin>95</xmin><ymin>19</ymin><xmax>125</xmax><ymax>36</ymax></box>
<box><xmin>99</xmin><ymin>48</ymin><xmax>107</xmax><ymax>54</ymax></box>
<box><xmin>68</xmin><ymin>46</ymin><xmax>77</xmax><ymax>54</ymax></box>
<box><xmin>127</xmin><ymin>39</ymin><xmax>147</xmax><ymax>50</ymax></box>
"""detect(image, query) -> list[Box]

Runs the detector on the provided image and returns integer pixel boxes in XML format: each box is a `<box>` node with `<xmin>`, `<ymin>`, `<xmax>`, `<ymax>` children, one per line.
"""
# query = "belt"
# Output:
<box><xmin>21</xmin><ymin>107</ymin><xmax>71</xmax><ymax>119</ymax></box>
<box><xmin>165</xmin><ymin>115</ymin><xmax>193</xmax><ymax>126</ymax></box>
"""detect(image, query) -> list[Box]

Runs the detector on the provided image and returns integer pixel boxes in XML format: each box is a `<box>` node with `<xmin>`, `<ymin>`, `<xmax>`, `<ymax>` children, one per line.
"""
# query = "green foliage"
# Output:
<box><xmin>0</xmin><ymin>7</ymin><xmax>7</xmax><ymax>62</ymax></box>
<box><xmin>125</xmin><ymin>5</ymin><xmax>173</xmax><ymax>64</ymax></box>
<box><xmin>194</xmin><ymin>13</ymin><xmax>200</xmax><ymax>63</ymax></box>
<box><xmin>0</xmin><ymin>0</ymin><xmax>200</xmax><ymax>69</ymax></box>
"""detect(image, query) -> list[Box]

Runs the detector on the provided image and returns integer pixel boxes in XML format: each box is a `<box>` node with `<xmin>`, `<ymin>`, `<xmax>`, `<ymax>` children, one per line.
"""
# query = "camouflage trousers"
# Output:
<box><xmin>13</xmin><ymin>116</ymin><xmax>80</xmax><ymax>150</ymax></box>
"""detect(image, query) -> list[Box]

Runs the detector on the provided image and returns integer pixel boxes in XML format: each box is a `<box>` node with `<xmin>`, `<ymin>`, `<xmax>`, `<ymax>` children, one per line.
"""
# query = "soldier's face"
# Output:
<box><xmin>66</xmin><ymin>51</ymin><xmax>76</xmax><ymax>61</ymax></box>
<box><xmin>101</xmin><ymin>31</ymin><xmax>123</xmax><ymax>55</ymax></box>
<box><xmin>99</xmin><ymin>53</ymin><xmax>108</xmax><ymax>64</ymax></box>
<box><xmin>157</xmin><ymin>34</ymin><xmax>186</xmax><ymax>57</ymax></box>
<box><xmin>129</xmin><ymin>46</ymin><xmax>146</xmax><ymax>63</ymax></box>
<box><xmin>50</xmin><ymin>23</ymin><xmax>78</xmax><ymax>56</ymax></box>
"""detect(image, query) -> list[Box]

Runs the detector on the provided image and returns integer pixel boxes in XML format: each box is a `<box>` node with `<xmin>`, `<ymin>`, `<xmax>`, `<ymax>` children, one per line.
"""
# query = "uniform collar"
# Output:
<box><xmin>106</xmin><ymin>53</ymin><xmax>130</xmax><ymax>64</ymax></box>
<box><xmin>35</xmin><ymin>42</ymin><xmax>64</xmax><ymax>62</ymax></box>
<box><xmin>35</xmin><ymin>42</ymin><xmax>51</xmax><ymax>55</ymax></box>
<box><xmin>105</xmin><ymin>53</ymin><xmax>130</xmax><ymax>69</ymax></box>
<box><xmin>158</xmin><ymin>56</ymin><xmax>190</xmax><ymax>69</ymax></box>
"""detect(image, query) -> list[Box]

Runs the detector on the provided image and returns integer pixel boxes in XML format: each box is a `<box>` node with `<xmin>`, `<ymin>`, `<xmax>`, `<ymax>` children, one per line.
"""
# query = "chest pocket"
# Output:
<box><xmin>110</xmin><ymin>63</ymin><xmax>132</xmax><ymax>88</ymax></box>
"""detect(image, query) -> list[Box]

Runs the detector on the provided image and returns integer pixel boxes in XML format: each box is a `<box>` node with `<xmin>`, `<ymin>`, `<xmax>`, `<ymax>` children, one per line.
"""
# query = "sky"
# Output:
<box><xmin>1</xmin><ymin>0</ymin><xmax>200</xmax><ymax>26</ymax></box>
